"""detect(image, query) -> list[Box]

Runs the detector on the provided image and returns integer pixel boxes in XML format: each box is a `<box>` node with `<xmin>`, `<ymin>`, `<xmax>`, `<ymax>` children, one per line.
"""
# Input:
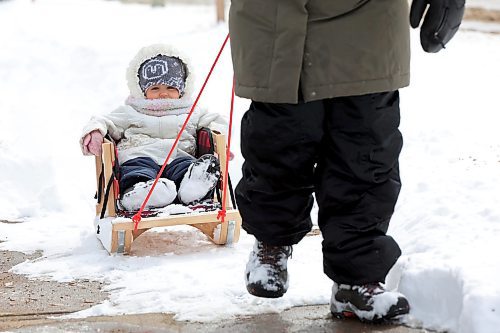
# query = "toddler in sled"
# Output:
<box><xmin>80</xmin><ymin>44</ymin><xmax>227</xmax><ymax>211</ymax></box>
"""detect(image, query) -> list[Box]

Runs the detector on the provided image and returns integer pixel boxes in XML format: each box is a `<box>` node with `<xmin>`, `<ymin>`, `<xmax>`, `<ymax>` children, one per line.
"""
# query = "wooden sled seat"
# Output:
<box><xmin>94</xmin><ymin>132</ymin><xmax>242</xmax><ymax>254</ymax></box>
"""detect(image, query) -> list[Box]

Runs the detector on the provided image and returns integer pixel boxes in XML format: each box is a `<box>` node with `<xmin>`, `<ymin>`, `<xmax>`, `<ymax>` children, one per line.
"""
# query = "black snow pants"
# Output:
<box><xmin>235</xmin><ymin>91</ymin><xmax>403</xmax><ymax>285</ymax></box>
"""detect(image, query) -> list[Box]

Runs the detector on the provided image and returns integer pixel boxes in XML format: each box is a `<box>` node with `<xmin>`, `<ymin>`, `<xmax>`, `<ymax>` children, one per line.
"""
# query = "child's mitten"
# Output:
<box><xmin>82</xmin><ymin>130</ymin><xmax>104</xmax><ymax>156</ymax></box>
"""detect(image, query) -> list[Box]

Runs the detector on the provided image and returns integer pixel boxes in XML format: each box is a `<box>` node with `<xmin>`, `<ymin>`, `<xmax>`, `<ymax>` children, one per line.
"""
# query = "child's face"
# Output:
<box><xmin>145</xmin><ymin>84</ymin><xmax>180</xmax><ymax>99</ymax></box>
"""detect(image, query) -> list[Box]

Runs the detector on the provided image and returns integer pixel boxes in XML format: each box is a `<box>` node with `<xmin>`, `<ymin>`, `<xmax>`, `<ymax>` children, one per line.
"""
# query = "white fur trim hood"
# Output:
<box><xmin>126</xmin><ymin>44</ymin><xmax>195</xmax><ymax>99</ymax></box>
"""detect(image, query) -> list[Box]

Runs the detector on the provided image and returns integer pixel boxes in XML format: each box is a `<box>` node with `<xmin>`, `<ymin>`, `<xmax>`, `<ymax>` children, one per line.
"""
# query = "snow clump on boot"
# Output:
<box><xmin>120</xmin><ymin>178</ymin><xmax>177</xmax><ymax>211</ymax></box>
<box><xmin>178</xmin><ymin>154</ymin><xmax>220</xmax><ymax>205</ymax></box>
<box><xmin>245</xmin><ymin>240</ymin><xmax>292</xmax><ymax>298</ymax></box>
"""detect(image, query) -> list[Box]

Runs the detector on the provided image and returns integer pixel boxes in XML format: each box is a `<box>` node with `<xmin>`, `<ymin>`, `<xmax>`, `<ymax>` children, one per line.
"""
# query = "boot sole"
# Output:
<box><xmin>246</xmin><ymin>284</ymin><xmax>285</xmax><ymax>298</ymax></box>
<box><xmin>331</xmin><ymin>306</ymin><xmax>409</xmax><ymax>324</ymax></box>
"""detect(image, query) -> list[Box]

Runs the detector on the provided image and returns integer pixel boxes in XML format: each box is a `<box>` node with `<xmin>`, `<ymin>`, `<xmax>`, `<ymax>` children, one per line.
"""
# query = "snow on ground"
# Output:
<box><xmin>468</xmin><ymin>0</ymin><xmax>500</xmax><ymax>10</ymax></box>
<box><xmin>0</xmin><ymin>1</ymin><xmax>499</xmax><ymax>332</ymax></box>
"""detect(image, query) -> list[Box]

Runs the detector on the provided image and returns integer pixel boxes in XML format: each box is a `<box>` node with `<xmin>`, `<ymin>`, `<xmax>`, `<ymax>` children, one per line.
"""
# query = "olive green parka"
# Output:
<box><xmin>229</xmin><ymin>0</ymin><xmax>411</xmax><ymax>103</ymax></box>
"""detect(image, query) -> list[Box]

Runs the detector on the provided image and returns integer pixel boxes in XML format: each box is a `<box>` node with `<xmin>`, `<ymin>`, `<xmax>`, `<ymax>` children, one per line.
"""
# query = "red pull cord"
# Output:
<box><xmin>132</xmin><ymin>33</ymin><xmax>231</xmax><ymax>231</ymax></box>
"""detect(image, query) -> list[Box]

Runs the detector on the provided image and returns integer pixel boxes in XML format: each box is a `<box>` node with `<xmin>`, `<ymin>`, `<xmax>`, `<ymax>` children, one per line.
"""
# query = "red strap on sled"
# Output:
<box><xmin>132</xmin><ymin>33</ymin><xmax>232</xmax><ymax>230</ymax></box>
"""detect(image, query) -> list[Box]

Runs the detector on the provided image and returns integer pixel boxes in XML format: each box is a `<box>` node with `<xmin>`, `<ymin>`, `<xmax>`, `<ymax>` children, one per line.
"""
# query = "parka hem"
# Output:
<box><xmin>235</xmin><ymin>73</ymin><xmax>410</xmax><ymax>104</ymax></box>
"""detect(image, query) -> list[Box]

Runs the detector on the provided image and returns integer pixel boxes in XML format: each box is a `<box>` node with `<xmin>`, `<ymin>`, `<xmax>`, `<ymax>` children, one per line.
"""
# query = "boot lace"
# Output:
<box><xmin>352</xmin><ymin>283</ymin><xmax>384</xmax><ymax>296</ymax></box>
<box><xmin>256</xmin><ymin>242</ymin><xmax>293</xmax><ymax>265</ymax></box>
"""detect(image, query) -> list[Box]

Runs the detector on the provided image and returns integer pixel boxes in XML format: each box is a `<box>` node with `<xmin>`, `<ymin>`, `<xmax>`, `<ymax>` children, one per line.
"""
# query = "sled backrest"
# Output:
<box><xmin>196</xmin><ymin>127</ymin><xmax>215</xmax><ymax>157</ymax></box>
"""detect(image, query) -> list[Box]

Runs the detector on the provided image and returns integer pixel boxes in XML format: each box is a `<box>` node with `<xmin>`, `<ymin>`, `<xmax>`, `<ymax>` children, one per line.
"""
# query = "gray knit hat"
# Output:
<box><xmin>138</xmin><ymin>55</ymin><xmax>186</xmax><ymax>96</ymax></box>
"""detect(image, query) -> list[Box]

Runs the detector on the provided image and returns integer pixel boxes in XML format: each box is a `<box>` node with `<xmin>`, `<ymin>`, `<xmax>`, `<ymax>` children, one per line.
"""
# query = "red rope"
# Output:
<box><xmin>217</xmin><ymin>76</ymin><xmax>235</xmax><ymax>223</ymax></box>
<box><xmin>132</xmin><ymin>33</ymin><xmax>231</xmax><ymax>230</ymax></box>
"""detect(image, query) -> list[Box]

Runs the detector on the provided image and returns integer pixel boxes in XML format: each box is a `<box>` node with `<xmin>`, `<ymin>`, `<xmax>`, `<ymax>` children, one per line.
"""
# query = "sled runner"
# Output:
<box><xmin>94</xmin><ymin>130</ymin><xmax>242</xmax><ymax>254</ymax></box>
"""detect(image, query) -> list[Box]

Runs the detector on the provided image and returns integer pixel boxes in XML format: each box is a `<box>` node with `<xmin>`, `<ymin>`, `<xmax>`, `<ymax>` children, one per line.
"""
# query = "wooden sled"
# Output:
<box><xmin>94</xmin><ymin>132</ymin><xmax>242</xmax><ymax>254</ymax></box>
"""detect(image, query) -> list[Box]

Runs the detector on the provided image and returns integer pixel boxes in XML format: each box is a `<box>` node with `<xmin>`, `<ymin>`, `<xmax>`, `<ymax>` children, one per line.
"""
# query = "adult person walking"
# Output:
<box><xmin>228</xmin><ymin>0</ymin><xmax>465</xmax><ymax>323</ymax></box>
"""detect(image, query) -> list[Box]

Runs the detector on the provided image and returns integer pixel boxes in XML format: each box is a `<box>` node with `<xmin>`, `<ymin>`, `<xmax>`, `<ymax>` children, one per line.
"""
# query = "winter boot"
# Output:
<box><xmin>120</xmin><ymin>178</ymin><xmax>177</xmax><ymax>211</ymax></box>
<box><xmin>330</xmin><ymin>282</ymin><xmax>410</xmax><ymax>323</ymax></box>
<box><xmin>245</xmin><ymin>240</ymin><xmax>293</xmax><ymax>298</ymax></box>
<box><xmin>178</xmin><ymin>154</ymin><xmax>220</xmax><ymax>205</ymax></box>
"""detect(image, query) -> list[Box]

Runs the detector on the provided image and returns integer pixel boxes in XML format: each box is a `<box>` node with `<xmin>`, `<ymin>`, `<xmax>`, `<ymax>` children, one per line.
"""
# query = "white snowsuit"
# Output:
<box><xmin>79</xmin><ymin>44</ymin><xmax>227</xmax><ymax>165</ymax></box>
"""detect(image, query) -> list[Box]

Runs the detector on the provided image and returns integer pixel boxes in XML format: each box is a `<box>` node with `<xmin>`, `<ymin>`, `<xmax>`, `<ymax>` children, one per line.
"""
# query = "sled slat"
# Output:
<box><xmin>112</xmin><ymin>210</ymin><xmax>241</xmax><ymax>231</ymax></box>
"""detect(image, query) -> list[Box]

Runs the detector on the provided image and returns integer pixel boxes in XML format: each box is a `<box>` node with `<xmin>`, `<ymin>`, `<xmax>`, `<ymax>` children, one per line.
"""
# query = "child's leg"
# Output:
<box><xmin>161</xmin><ymin>155</ymin><xmax>196</xmax><ymax>189</ymax></box>
<box><xmin>235</xmin><ymin>100</ymin><xmax>324</xmax><ymax>245</ymax></box>
<box><xmin>120</xmin><ymin>157</ymin><xmax>160</xmax><ymax>191</ymax></box>
<box><xmin>119</xmin><ymin>157</ymin><xmax>177</xmax><ymax>211</ymax></box>
<box><xmin>316</xmin><ymin>91</ymin><xmax>403</xmax><ymax>285</ymax></box>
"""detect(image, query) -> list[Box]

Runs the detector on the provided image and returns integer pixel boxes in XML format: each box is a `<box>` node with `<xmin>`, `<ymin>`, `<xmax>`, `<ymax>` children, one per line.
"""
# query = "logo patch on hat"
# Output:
<box><xmin>138</xmin><ymin>55</ymin><xmax>186</xmax><ymax>96</ymax></box>
<box><xmin>142</xmin><ymin>59</ymin><xmax>169</xmax><ymax>80</ymax></box>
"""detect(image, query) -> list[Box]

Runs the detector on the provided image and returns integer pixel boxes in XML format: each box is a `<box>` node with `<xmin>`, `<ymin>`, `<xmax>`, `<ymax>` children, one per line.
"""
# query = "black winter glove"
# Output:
<box><xmin>410</xmin><ymin>0</ymin><xmax>466</xmax><ymax>53</ymax></box>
